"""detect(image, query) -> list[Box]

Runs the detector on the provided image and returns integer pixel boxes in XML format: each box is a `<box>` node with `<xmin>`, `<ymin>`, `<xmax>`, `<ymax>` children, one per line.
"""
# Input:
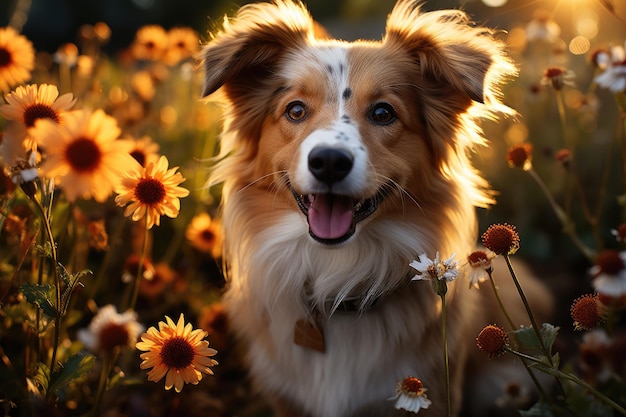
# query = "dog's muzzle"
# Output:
<box><xmin>288</xmin><ymin>146</ymin><xmax>384</xmax><ymax>245</ymax></box>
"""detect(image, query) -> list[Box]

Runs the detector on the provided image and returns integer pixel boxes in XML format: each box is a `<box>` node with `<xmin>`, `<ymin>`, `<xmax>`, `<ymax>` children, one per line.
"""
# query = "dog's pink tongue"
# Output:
<box><xmin>308</xmin><ymin>194</ymin><xmax>353</xmax><ymax>240</ymax></box>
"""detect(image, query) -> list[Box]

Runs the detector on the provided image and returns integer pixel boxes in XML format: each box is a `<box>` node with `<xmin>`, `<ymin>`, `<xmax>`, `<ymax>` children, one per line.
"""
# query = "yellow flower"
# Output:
<box><xmin>131</xmin><ymin>25</ymin><xmax>168</xmax><ymax>61</ymax></box>
<box><xmin>0</xmin><ymin>27</ymin><xmax>35</xmax><ymax>93</ymax></box>
<box><xmin>123</xmin><ymin>135</ymin><xmax>160</xmax><ymax>167</ymax></box>
<box><xmin>185</xmin><ymin>212</ymin><xmax>222</xmax><ymax>258</ymax></box>
<box><xmin>32</xmin><ymin>109</ymin><xmax>135</xmax><ymax>202</ymax></box>
<box><xmin>163</xmin><ymin>27</ymin><xmax>199</xmax><ymax>66</ymax></box>
<box><xmin>0</xmin><ymin>84</ymin><xmax>75</xmax><ymax>164</ymax></box>
<box><xmin>115</xmin><ymin>155</ymin><xmax>190</xmax><ymax>229</ymax></box>
<box><xmin>136</xmin><ymin>314</ymin><xmax>218</xmax><ymax>392</ymax></box>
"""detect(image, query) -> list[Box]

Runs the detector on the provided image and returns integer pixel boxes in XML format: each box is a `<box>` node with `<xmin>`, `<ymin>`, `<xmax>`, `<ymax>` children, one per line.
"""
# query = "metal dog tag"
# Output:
<box><xmin>294</xmin><ymin>318</ymin><xmax>325</xmax><ymax>353</ymax></box>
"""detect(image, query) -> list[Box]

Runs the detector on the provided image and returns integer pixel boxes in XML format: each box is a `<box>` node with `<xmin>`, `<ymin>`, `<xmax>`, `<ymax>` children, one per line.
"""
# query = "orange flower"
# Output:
<box><xmin>0</xmin><ymin>27</ymin><xmax>35</xmax><ymax>93</ymax></box>
<box><xmin>570</xmin><ymin>294</ymin><xmax>603</xmax><ymax>331</ymax></box>
<box><xmin>0</xmin><ymin>84</ymin><xmax>75</xmax><ymax>164</ymax></box>
<box><xmin>123</xmin><ymin>135</ymin><xmax>160</xmax><ymax>167</ymax></box>
<box><xmin>476</xmin><ymin>324</ymin><xmax>509</xmax><ymax>359</ymax></box>
<box><xmin>136</xmin><ymin>314</ymin><xmax>218</xmax><ymax>392</ymax></box>
<box><xmin>114</xmin><ymin>155</ymin><xmax>190</xmax><ymax>229</ymax></box>
<box><xmin>185</xmin><ymin>213</ymin><xmax>222</xmax><ymax>258</ymax></box>
<box><xmin>481</xmin><ymin>223</ymin><xmax>520</xmax><ymax>256</ymax></box>
<box><xmin>131</xmin><ymin>25</ymin><xmax>168</xmax><ymax>61</ymax></box>
<box><xmin>32</xmin><ymin>109</ymin><xmax>135</xmax><ymax>202</ymax></box>
<box><xmin>163</xmin><ymin>27</ymin><xmax>199</xmax><ymax>66</ymax></box>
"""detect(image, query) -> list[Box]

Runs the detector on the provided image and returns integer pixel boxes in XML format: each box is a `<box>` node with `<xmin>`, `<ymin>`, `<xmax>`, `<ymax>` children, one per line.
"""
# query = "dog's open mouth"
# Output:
<box><xmin>288</xmin><ymin>183</ymin><xmax>384</xmax><ymax>245</ymax></box>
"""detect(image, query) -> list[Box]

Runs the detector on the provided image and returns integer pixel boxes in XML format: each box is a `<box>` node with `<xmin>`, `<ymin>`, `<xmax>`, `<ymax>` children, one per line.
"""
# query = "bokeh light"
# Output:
<box><xmin>482</xmin><ymin>0</ymin><xmax>508</xmax><ymax>7</ymax></box>
<box><xmin>576</xmin><ymin>10</ymin><xmax>599</xmax><ymax>39</ymax></box>
<box><xmin>569</xmin><ymin>36</ymin><xmax>591</xmax><ymax>55</ymax></box>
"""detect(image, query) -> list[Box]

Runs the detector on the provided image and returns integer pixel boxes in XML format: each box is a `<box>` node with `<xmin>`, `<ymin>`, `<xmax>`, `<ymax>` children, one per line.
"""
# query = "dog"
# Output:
<box><xmin>201</xmin><ymin>1</ymin><xmax>552</xmax><ymax>416</ymax></box>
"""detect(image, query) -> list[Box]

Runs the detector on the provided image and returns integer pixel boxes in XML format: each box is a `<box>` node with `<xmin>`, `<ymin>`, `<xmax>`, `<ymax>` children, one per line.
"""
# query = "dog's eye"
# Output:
<box><xmin>285</xmin><ymin>101</ymin><xmax>307</xmax><ymax>122</ymax></box>
<box><xmin>368</xmin><ymin>103</ymin><xmax>396</xmax><ymax>125</ymax></box>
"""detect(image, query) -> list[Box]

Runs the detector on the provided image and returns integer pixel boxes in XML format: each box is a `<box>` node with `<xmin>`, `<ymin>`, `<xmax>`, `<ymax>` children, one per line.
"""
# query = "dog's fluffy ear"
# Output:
<box><xmin>201</xmin><ymin>1</ymin><xmax>317</xmax><ymax>98</ymax></box>
<box><xmin>384</xmin><ymin>1</ymin><xmax>513</xmax><ymax>104</ymax></box>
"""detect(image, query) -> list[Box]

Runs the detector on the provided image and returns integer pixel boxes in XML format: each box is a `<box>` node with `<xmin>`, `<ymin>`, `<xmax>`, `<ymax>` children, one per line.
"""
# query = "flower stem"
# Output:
<box><xmin>440</xmin><ymin>293</ymin><xmax>451</xmax><ymax>417</ymax></box>
<box><xmin>30</xmin><ymin>194</ymin><xmax>61</xmax><ymax>373</ymax></box>
<box><xmin>506</xmin><ymin>347</ymin><xmax>626</xmax><ymax>416</ymax></box>
<box><xmin>487</xmin><ymin>270</ymin><xmax>516</xmax><ymax>330</ymax></box>
<box><xmin>503</xmin><ymin>256</ymin><xmax>551</xmax><ymax>364</ymax></box>
<box><xmin>503</xmin><ymin>255</ymin><xmax>568</xmax><ymax>399</ymax></box>
<box><xmin>126</xmin><ymin>219</ymin><xmax>149</xmax><ymax>311</ymax></box>
<box><xmin>91</xmin><ymin>355</ymin><xmax>113</xmax><ymax>417</ymax></box>
<box><xmin>487</xmin><ymin>270</ymin><xmax>550</xmax><ymax>402</ymax></box>
<box><xmin>527</xmin><ymin>168</ymin><xmax>595</xmax><ymax>261</ymax></box>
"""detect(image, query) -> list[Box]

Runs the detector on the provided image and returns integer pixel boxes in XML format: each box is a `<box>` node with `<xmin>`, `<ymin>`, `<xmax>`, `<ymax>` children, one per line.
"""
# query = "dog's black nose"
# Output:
<box><xmin>308</xmin><ymin>146</ymin><xmax>354</xmax><ymax>185</ymax></box>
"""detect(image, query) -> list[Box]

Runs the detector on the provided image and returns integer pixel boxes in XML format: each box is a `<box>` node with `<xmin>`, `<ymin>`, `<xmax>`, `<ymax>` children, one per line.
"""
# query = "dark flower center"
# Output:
<box><xmin>400</xmin><ymin>377</ymin><xmax>424</xmax><ymax>395</ymax></box>
<box><xmin>134</xmin><ymin>177</ymin><xmax>166</xmax><ymax>205</ymax></box>
<box><xmin>65</xmin><ymin>137</ymin><xmax>102</xmax><ymax>173</ymax></box>
<box><xmin>468</xmin><ymin>250</ymin><xmax>488</xmax><ymax>265</ymax></box>
<box><xmin>98</xmin><ymin>323</ymin><xmax>130</xmax><ymax>353</ymax></box>
<box><xmin>506</xmin><ymin>144</ymin><xmax>533</xmax><ymax>168</ymax></box>
<box><xmin>200</xmin><ymin>229</ymin><xmax>215</xmax><ymax>244</ymax></box>
<box><xmin>0</xmin><ymin>48</ymin><xmax>11</xmax><ymax>67</ymax></box>
<box><xmin>23</xmin><ymin>103</ymin><xmax>60</xmax><ymax>127</ymax></box>
<box><xmin>544</xmin><ymin>67</ymin><xmax>565</xmax><ymax>78</ymax></box>
<box><xmin>160</xmin><ymin>336</ymin><xmax>195</xmax><ymax>369</ymax></box>
<box><xmin>130</xmin><ymin>150</ymin><xmax>146</xmax><ymax>166</ymax></box>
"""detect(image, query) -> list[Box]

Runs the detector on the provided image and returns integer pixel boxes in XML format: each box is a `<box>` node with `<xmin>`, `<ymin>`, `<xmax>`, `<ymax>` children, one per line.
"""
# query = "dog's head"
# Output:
<box><xmin>202</xmin><ymin>0</ymin><xmax>515</xmax><ymax>248</ymax></box>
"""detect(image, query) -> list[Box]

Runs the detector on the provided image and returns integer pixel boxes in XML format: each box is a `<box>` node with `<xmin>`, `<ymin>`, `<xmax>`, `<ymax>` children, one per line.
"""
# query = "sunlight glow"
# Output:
<box><xmin>576</xmin><ymin>11</ymin><xmax>599</xmax><ymax>39</ymax></box>
<box><xmin>482</xmin><ymin>0</ymin><xmax>508</xmax><ymax>6</ymax></box>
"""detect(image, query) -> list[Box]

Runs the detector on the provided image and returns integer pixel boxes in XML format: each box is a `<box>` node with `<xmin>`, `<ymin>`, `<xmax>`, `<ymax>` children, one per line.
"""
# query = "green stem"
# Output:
<box><xmin>31</xmin><ymin>195</ymin><xmax>61</xmax><ymax>373</ymax></box>
<box><xmin>504</xmin><ymin>255</ymin><xmax>569</xmax><ymax>400</ymax></box>
<box><xmin>487</xmin><ymin>270</ymin><xmax>550</xmax><ymax>402</ymax></box>
<box><xmin>527</xmin><ymin>168</ymin><xmax>596</xmax><ymax>261</ymax></box>
<box><xmin>506</xmin><ymin>347</ymin><xmax>626</xmax><ymax>416</ymax></box>
<box><xmin>556</xmin><ymin>90</ymin><xmax>570</xmax><ymax>151</ymax></box>
<box><xmin>503</xmin><ymin>256</ymin><xmax>551</xmax><ymax>364</ymax></box>
<box><xmin>440</xmin><ymin>293</ymin><xmax>451</xmax><ymax>417</ymax></box>
<box><xmin>126</xmin><ymin>219</ymin><xmax>149</xmax><ymax>312</ymax></box>
<box><xmin>487</xmin><ymin>270</ymin><xmax>516</xmax><ymax>330</ymax></box>
<box><xmin>91</xmin><ymin>355</ymin><xmax>113</xmax><ymax>417</ymax></box>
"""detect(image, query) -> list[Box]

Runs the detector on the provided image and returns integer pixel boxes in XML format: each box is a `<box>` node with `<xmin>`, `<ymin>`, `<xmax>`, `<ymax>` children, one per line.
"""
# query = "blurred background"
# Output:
<box><xmin>2</xmin><ymin>0</ymin><xmax>625</xmax><ymax>52</ymax></box>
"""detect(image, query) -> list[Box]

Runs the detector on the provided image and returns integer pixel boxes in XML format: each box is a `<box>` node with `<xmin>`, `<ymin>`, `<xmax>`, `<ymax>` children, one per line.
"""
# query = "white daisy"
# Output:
<box><xmin>466</xmin><ymin>250</ymin><xmax>494</xmax><ymax>289</ymax></box>
<box><xmin>590</xmin><ymin>250</ymin><xmax>626</xmax><ymax>298</ymax></box>
<box><xmin>390</xmin><ymin>376</ymin><xmax>432</xmax><ymax>414</ymax></box>
<box><xmin>594</xmin><ymin>42</ymin><xmax>626</xmax><ymax>93</ymax></box>
<box><xmin>410</xmin><ymin>252</ymin><xmax>458</xmax><ymax>283</ymax></box>
<box><xmin>77</xmin><ymin>304</ymin><xmax>144</xmax><ymax>356</ymax></box>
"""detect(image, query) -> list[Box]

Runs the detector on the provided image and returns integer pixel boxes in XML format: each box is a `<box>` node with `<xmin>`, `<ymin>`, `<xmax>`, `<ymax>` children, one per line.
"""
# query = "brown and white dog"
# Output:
<box><xmin>201</xmin><ymin>1</ymin><xmax>551</xmax><ymax>416</ymax></box>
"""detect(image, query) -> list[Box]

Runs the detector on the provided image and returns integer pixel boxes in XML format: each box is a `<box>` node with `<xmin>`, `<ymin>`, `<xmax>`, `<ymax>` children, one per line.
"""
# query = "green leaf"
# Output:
<box><xmin>48</xmin><ymin>352</ymin><xmax>96</xmax><ymax>395</ymax></box>
<box><xmin>512</xmin><ymin>323</ymin><xmax>559</xmax><ymax>358</ymax></box>
<box><xmin>28</xmin><ymin>362</ymin><xmax>51</xmax><ymax>397</ymax></box>
<box><xmin>58</xmin><ymin>264</ymin><xmax>91</xmax><ymax>316</ymax></box>
<box><xmin>20</xmin><ymin>283</ymin><xmax>57</xmax><ymax>318</ymax></box>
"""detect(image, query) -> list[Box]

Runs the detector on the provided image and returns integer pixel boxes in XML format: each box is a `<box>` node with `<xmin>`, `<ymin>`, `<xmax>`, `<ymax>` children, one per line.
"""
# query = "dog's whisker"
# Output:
<box><xmin>237</xmin><ymin>171</ymin><xmax>288</xmax><ymax>195</ymax></box>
